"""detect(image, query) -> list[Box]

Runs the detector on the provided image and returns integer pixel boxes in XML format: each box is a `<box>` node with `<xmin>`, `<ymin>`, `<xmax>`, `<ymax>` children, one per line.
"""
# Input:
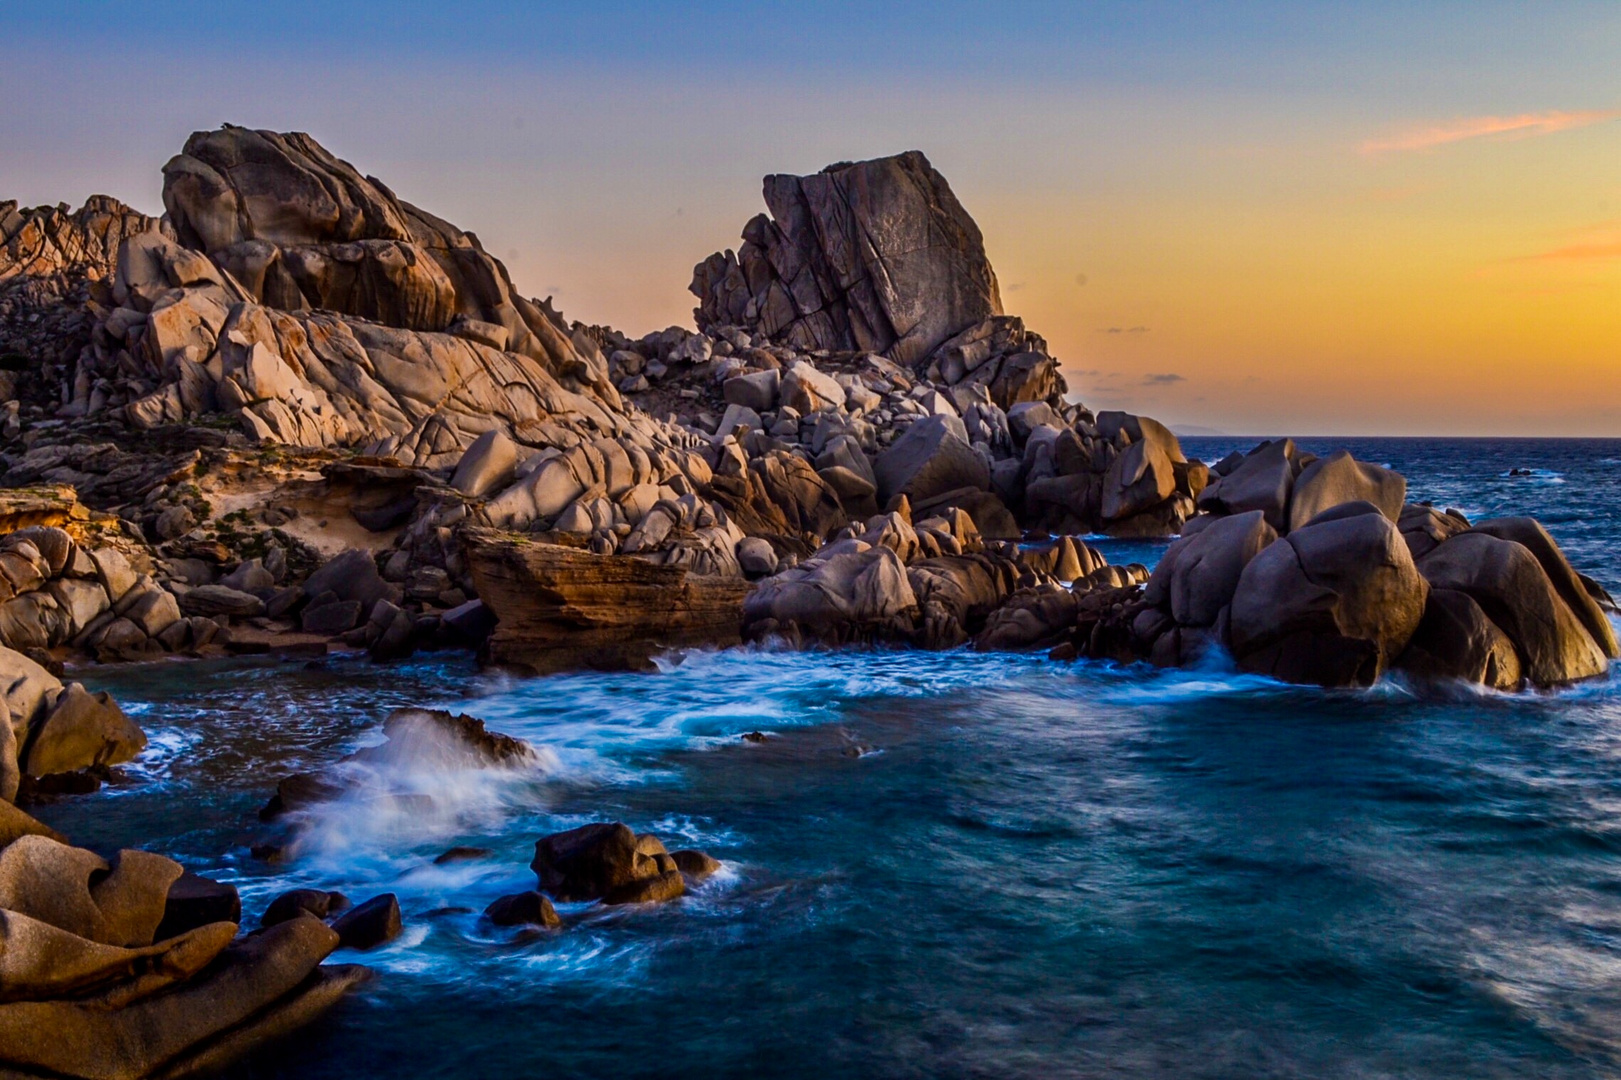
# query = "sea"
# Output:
<box><xmin>35</xmin><ymin>436</ymin><xmax>1621</xmax><ymax>1079</ymax></box>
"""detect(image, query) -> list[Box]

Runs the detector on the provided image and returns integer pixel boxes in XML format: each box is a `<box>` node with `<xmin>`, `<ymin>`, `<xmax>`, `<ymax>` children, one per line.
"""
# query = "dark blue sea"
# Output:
<box><xmin>37</xmin><ymin>437</ymin><xmax>1621</xmax><ymax>1079</ymax></box>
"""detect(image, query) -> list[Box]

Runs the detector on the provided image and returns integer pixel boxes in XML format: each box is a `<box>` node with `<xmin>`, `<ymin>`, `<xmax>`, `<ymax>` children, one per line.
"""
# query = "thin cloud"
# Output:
<box><xmin>1361</xmin><ymin>109</ymin><xmax>1619</xmax><ymax>154</ymax></box>
<box><xmin>1514</xmin><ymin>221</ymin><xmax>1621</xmax><ymax>263</ymax></box>
<box><xmin>1097</xmin><ymin>326</ymin><xmax>1149</xmax><ymax>334</ymax></box>
<box><xmin>1143</xmin><ymin>373</ymin><xmax>1185</xmax><ymax>385</ymax></box>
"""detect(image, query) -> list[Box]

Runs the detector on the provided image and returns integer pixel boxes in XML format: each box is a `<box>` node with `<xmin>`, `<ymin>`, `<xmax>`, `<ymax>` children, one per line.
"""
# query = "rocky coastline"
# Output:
<box><xmin>0</xmin><ymin>125</ymin><xmax>1614</xmax><ymax>1075</ymax></box>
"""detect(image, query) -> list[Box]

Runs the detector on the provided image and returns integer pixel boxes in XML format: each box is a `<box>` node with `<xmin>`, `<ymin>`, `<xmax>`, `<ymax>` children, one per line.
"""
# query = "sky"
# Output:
<box><xmin>2</xmin><ymin>1</ymin><xmax>1617</xmax><ymax>435</ymax></box>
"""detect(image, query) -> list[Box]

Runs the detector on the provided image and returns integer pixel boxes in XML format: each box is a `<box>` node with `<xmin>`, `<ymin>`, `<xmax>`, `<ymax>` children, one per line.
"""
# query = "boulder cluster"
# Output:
<box><xmin>1021</xmin><ymin>440</ymin><xmax>1618</xmax><ymax>689</ymax></box>
<box><xmin>0</xmin><ymin>804</ymin><xmax>367</xmax><ymax>1079</ymax></box>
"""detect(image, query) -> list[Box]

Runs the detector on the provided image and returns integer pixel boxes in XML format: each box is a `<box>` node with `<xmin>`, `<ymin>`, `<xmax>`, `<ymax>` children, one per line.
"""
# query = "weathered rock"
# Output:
<box><xmin>464</xmin><ymin>530</ymin><xmax>750</xmax><ymax>674</ymax></box>
<box><xmin>301</xmin><ymin>599</ymin><xmax>364</xmax><ymax>635</ymax></box>
<box><xmin>154</xmin><ymin>872</ymin><xmax>242</xmax><ymax>942</ymax></box>
<box><xmin>302</xmin><ymin>549</ymin><xmax>401</xmax><ymax>611</ymax></box>
<box><xmin>1396</xmin><ymin>588</ymin><xmax>1523</xmax><ymax>689</ymax></box>
<box><xmin>1229</xmin><ymin>504</ymin><xmax>1429</xmax><ymax>686</ymax></box>
<box><xmin>974</xmin><ymin>586</ymin><xmax>1081</xmax><ymax>650</ymax></box>
<box><xmin>723</xmin><ymin>369</ymin><xmax>779</xmax><ymax>412</ymax></box>
<box><xmin>484</xmin><ymin>891</ymin><xmax>562</xmax><ymax>928</ymax></box>
<box><xmin>450</xmin><ymin>429</ymin><xmax>521</xmax><ymax>498</ymax></box>
<box><xmin>0</xmin><ymin>909</ymin><xmax>234</xmax><ymax>1006</ymax></box>
<box><xmin>1417</xmin><ymin>532</ymin><xmax>1608</xmax><ymax>687</ymax></box>
<box><xmin>1470</xmin><ymin>517</ymin><xmax>1618</xmax><ymax>660</ymax></box>
<box><xmin>691</xmin><ymin>151</ymin><xmax>1002</xmax><ymax>366</ymax></box>
<box><xmin>604</xmin><ymin>869</ymin><xmax>686</xmax><ymax>905</ymax></box>
<box><xmin>178</xmin><ymin>584</ymin><xmax>266</xmax><ymax>618</ymax></box>
<box><xmin>1145</xmin><ymin>510</ymin><xmax>1277</xmax><ymax>627</ymax></box>
<box><xmin>1198</xmin><ymin>439</ymin><xmax>1298</xmax><ymax>532</ymax></box>
<box><xmin>532</xmin><ymin>822</ymin><xmax>653</xmax><ymax>903</ymax></box>
<box><xmin>670</xmin><ymin>850</ymin><xmax>722</xmax><ymax>880</ymax></box>
<box><xmin>1287</xmin><ymin>450</ymin><xmax>1406</xmax><ymax>532</ymax></box>
<box><xmin>0</xmin><ymin>914</ymin><xmax>341</xmax><ymax>1080</ymax></box>
<box><xmin>873</xmin><ymin>414</ymin><xmax>990</xmax><ymax>506</ymax></box>
<box><xmin>1398</xmin><ymin>503</ymin><xmax>1471</xmax><ymax>561</ymax></box>
<box><xmin>1101</xmin><ymin>435</ymin><xmax>1176</xmax><ymax>522</ymax></box>
<box><xmin>21</xmin><ymin>682</ymin><xmax>146</xmax><ymax>778</ymax></box>
<box><xmin>742</xmin><ymin>546</ymin><xmax>917</xmax><ymax>645</ymax></box>
<box><xmin>0</xmin><ymin>836</ymin><xmax>182</xmax><ymax>948</ymax></box>
<box><xmin>736</xmin><ymin>537</ymin><xmax>779</xmax><ymax>577</ymax></box>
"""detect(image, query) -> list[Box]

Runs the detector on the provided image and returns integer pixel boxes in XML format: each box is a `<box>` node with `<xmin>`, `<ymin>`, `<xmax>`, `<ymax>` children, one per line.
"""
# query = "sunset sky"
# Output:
<box><xmin>4</xmin><ymin>2</ymin><xmax>1617</xmax><ymax>435</ymax></box>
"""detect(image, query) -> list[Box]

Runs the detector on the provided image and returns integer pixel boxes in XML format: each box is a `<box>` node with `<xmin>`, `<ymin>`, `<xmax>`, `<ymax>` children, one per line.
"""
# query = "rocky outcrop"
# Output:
<box><xmin>690</xmin><ymin>151</ymin><xmax>1001</xmax><ymax>366</ymax></box>
<box><xmin>461</xmin><ymin>529</ymin><xmax>751</xmax><ymax>673</ymax></box>
<box><xmin>0</xmin><ymin>813</ymin><xmax>364</xmax><ymax>1079</ymax></box>
<box><xmin>1059</xmin><ymin>439</ymin><xmax>1612</xmax><ymax>691</ymax></box>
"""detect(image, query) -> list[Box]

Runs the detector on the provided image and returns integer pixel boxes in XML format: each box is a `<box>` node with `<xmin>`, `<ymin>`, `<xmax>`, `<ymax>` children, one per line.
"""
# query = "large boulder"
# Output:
<box><xmin>531</xmin><ymin>822</ymin><xmax>664</xmax><ymax>903</ymax></box>
<box><xmin>1197</xmin><ymin>439</ymin><xmax>1298</xmax><ymax>532</ymax></box>
<box><xmin>0</xmin><ymin>836</ymin><xmax>182</xmax><ymax>948</ymax></box>
<box><xmin>301</xmin><ymin>549</ymin><xmax>401</xmax><ymax>611</ymax></box>
<box><xmin>690</xmin><ymin>151</ymin><xmax>1003</xmax><ymax>365</ymax></box>
<box><xmin>1469</xmin><ymin>517</ymin><xmax>1618</xmax><ymax>660</ymax></box>
<box><xmin>1100</xmin><ymin>436</ymin><xmax>1176</xmax><ymax>522</ymax></box>
<box><xmin>1145</xmin><ymin>510</ymin><xmax>1277</xmax><ymax>627</ymax></box>
<box><xmin>1287</xmin><ymin>450</ymin><xmax>1405</xmax><ymax>532</ymax></box>
<box><xmin>1417</xmin><ymin>532</ymin><xmax>1608</xmax><ymax>687</ymax></box>
<box><xmin>1396</xmin><ymin>588</ymin><xmax>1523</xmax><ymax>689</ymax></box>
<box><xmin>1229</xmin><ymin>503</ymin><xmax>1429</xmax><ymax>686</ymax></box>
<box><xmin>873</xmin><ymin>414</ymin><xmax>990</xmax><ymax>506</ymax></box>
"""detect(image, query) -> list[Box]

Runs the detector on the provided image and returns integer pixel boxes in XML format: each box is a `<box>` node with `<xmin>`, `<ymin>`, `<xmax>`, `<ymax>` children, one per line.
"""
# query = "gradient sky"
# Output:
<box><xmin>4</xmin><ymin>1</ymin><xmax>1617</xmax><ymax>435</ymax></box>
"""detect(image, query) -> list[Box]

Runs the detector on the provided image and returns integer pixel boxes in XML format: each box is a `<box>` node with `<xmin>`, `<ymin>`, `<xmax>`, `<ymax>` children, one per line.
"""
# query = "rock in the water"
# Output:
<box><xmin>1229</xmin><ymin>503</ymin><xmax>1429</xmax><ymax>686</ymax></box>
<box><xmin>262</xmin><ymin>889</ymin><xmax>352</xmax><ymax>929</ymax></box>
<box><xmin>20</xmin><ymin>682</ymin><xmax>145</xmax><ymax>779</ymax></box>
<box><xmin>154</xmin><ymin>872</ymin><xmax>242</xmax><ymax>942</ymax></box>
<box><xmin>484</xmin><ymin>891</ymin><xmax>561</xmax><ymax>928</ymax></box>
<box><xmin>329</xmin><ymin>893</ymin><xmax>401</xmax><ymax>950</ymax></box>
<box><xmin>1469</xmin><ymin>517</ymin><xmax>1618</xmax><ymax>660</ymax></box>
<box><xmin>530</xmin><ymin>822</ymin><xmax>688</xmax><ymax>906</ymax></box>
<box><xmin>531</xmin><ymin>822</ymin><xmax>648</xmax><ymax>903</ymax></box>
<box><xmin>1417</xmin><ymin>531</ymin><xmax>1608</xmax><ymax>687</ymax></box>
<box><xmin>1396</xmin><ymin>588</ymin><xmax>1523</xmax><ymax>689</ymax></box>
<box><xmin>670</xmin><ymin>850</ymin><xmax>723</xmax><ymax>880</ymax></box>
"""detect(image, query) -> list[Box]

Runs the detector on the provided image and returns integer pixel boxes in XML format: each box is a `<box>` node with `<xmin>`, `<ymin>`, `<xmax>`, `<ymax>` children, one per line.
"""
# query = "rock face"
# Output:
<box><xmin>462</xmin><ymin>529</ymin><xmax>751</xmax><ymax>673</ymax></box>
<box><xmin>0</xmin><ymin>819</ymin><xmax>364</xmax><ymax>1078</ymax></box>
<box><xmin>690</xmin><ymin>151</ymin><xmax>1001</xmax><ymax>366</ymax></box>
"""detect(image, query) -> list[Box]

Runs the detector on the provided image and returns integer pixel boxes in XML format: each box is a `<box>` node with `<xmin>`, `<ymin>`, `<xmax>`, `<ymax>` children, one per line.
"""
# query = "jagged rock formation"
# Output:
<box><xmin>690</xmin><ymin>151</ymin><xmax>1002</xmax><ymax>366</ymax></box>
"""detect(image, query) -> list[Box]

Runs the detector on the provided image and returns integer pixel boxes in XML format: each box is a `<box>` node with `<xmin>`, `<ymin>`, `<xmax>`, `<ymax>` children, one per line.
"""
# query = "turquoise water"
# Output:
<box><xmin>37</xmin><ymin>438</ymin><xmax>1621</xmax><ymax>1079</ymax></box>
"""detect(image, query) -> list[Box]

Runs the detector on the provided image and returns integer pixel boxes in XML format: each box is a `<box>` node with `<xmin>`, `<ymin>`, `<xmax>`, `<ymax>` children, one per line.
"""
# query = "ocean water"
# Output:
<box><xmin>36</xmin><ymin>437</ymin><xmax>1621</xmax><ymax>1079</ymax></box>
